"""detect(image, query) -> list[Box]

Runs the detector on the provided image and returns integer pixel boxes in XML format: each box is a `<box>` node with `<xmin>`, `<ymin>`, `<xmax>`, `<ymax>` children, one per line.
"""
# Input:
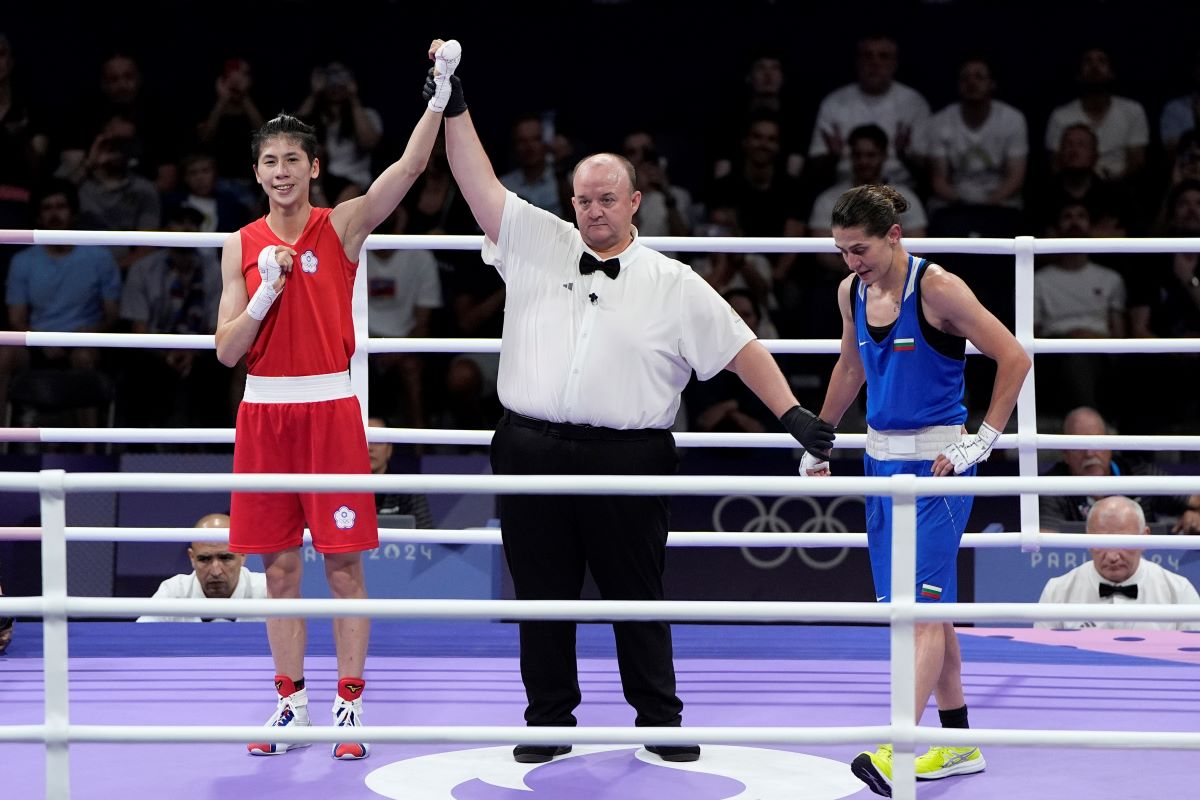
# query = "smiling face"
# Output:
<box><xmin>253</xmin><ymin>135</ymin><xmax>318</xmax><ymax>209</ymax></box>
<box><xmin>832</xmin><ymin>224</ymin><xmax>900</xmax><ymax>286</ymax></box>
<box><xmin>571</xmin><ymin>155</ymin><xmax>640</xmax><ymax>255</ymax></box>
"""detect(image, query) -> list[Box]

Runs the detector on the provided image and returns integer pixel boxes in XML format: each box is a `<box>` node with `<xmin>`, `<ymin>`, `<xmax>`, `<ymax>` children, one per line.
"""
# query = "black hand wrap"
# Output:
<box><xmin>780</xmin><ymin>405</ymin><xmax>836</xmax><ymax>456</ymax></box>
<box><xmin>422</xmin><ymin>69</ymin><xmax>468</xmax><ymax>117</ymax></box>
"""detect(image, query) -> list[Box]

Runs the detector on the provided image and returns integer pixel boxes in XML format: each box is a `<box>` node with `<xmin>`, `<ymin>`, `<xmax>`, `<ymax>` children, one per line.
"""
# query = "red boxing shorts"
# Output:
<box><xmin>230</xmin><ymin>372</ymin><xmax>378</xmax><ymax>554</ymax></box>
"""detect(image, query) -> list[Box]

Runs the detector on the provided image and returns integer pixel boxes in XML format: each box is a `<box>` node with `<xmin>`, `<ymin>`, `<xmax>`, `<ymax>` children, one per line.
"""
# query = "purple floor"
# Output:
<box><xmin>2</xmin><ymin>624</ymin><xmax>1198</xmax><ymax>799</ymax></box>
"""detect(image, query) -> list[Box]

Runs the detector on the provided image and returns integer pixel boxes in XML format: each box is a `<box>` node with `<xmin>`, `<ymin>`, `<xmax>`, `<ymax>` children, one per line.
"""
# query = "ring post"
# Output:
<box><xmin>39</xmin><ymin>468</ymin><xmax>70</xmax><ymax>800</ymax></box>
<box><xmin>889</xmin><ymin>473</ymin><xmax>917</xmax><ymax>800</ymax></box>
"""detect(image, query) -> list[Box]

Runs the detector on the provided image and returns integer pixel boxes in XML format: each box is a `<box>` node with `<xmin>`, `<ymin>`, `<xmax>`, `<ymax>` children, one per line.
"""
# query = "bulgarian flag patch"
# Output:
<box><xmin>920</xmin><ymin>583</ymin><xmax>943</xmax><ymax>600</ymax></box>
<box><xmin>893</xmin><ymin>337</ymin><xmax>915</xmax><ymax>351</ymax></box>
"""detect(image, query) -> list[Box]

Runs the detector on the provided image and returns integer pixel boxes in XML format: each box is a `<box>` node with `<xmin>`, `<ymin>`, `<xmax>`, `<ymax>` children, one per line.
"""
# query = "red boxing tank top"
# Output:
<box><xmin>240</xmin><ymin>207</ymin><xmax>357</xmax><ymax>377</ymax></box>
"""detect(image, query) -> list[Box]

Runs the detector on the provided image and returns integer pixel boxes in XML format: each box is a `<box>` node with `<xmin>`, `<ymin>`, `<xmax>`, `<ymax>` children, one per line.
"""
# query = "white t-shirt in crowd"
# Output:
<box><xmin>367</xmin><ymin>249</ymin><xmax>443</xmax><ymax>337</ymax></box>
<box><xmin>808</xmin><ymin>82</ymin><xmax>931</xmax><ymax>186</ymax></box>
<box><xmin>920</xmin><ymin>100</ymin><xmax>1029</xmax><ymax>208</ymax></box>
<box><xmin>482</xmin><ymin>192</ymin><xmax>754</xmax><ymax>430</ymax></box>
<box><xmin>1034</xmin><ymin>261</ymin><xmax>1126</xmax><ymax>337</ymax></box>
<box><xmin>1044</xmin><ymin>96</ymin><xmax>1149</xmax><ymax>179</ymax></box>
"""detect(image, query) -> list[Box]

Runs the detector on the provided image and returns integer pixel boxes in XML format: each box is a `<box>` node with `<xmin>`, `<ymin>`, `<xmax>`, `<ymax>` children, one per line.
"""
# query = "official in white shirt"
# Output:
<box><xmin>432</xmin><ymin>57</ymin><xmax>835</xmax><ymax>765</ymax></box>
<box><xmin>1036</xmin><ymin>496</ymin><xmax>1200</xmax><ymax>631</ymax></box>
<box><xmin>137</xmin><ymin>513</ymin><xmax>268</xmax><ymax>623</ymax></box>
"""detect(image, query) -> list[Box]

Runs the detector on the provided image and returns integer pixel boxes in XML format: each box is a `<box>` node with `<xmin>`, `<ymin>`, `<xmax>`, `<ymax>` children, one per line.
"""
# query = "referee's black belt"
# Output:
<box><xmin>502</xmin><ymin>410</ymin><xmax>668</xmax><ymax>442</ymax></box>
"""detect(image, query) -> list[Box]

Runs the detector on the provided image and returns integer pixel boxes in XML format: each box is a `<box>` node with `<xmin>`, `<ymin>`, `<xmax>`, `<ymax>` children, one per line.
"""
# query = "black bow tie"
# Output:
<box><xmin>1099</xmin><ymin>583</ymin><xmax>1138</xmax><ymax>599</ymax></box>
<box><xmin>579</xmin><ymin>252</ymin><xmax>620</xmax><ymax>279</ymax></box>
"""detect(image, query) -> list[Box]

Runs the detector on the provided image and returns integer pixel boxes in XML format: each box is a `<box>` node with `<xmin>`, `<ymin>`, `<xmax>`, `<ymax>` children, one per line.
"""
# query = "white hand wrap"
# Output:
<box><xmin>428</xmin><ymin>40</ymin><xmax>462</xmax><ymax>113</ymax></box>
<box><xmin>257</xmin><ymin>245</ymin><xmax>282</xmax><ymax>285</ymax></box>
<box><xmin>799</xmin><ymin>450</ymin><xmax>830</xmax><ymax>477</ymax></box>
<box><xmin>939</xmin><ymin>421</ymin><xmax>1000</xmax><ymax>475</ymax></box>
<box><xmin>246</xmin><ymin>280</ymin><xmax>279</xmax><ymax>321</ymax></box>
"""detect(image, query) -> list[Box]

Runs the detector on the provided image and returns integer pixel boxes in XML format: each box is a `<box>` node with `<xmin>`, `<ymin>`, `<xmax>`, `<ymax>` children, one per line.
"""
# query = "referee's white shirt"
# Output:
<box><xmin>1035</xmin><ymin>560</ymin><xmax>1200</xmax><ymax>631</ymax></box>
<box><xmin>483</xmin><ymin>191</ymin><xmax>754</xmax><ymax>430</ymax></box>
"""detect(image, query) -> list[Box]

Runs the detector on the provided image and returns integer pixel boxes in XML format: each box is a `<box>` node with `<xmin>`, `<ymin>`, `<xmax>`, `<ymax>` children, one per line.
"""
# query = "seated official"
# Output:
<box><xmin>137</xmin><ymin>513</ymin><xmax>268</xmax><ymax>622</ymax></box>
<box><xmin>369</xmin><ymin>416</ymin><xmax>433</xmax><ymax>527</ymax></box>
<box><xmin>0</xmin><ymin>567</ymin><xmax>11</xmax><ymax>654</ymax></box>
<box><xmin>1036</xmin><ymin>496</ymin><xmax>1200</xmax><ymax>631</ymax></box>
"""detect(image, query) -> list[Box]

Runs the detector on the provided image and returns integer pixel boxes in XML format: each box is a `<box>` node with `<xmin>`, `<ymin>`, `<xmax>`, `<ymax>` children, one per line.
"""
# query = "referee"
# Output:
<box><xmin>428</xmin><ymin>53</ymin><xmax>835</xmax><ymax>764</ymax></box>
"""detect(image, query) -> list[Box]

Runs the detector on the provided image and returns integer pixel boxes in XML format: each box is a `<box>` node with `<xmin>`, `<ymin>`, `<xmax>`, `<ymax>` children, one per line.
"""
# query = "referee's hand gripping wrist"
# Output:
<box><xmin>780</xmin><ymin>404</ymin><xmax>836</xmax><ymax>457</ymax></box>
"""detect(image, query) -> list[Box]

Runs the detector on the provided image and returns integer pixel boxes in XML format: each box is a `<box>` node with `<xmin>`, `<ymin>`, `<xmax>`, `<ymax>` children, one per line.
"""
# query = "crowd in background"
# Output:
<box><xmin>2</xmin><ymin>7</ymin><xmax>1200</xmax><ymax>454</ymax></box>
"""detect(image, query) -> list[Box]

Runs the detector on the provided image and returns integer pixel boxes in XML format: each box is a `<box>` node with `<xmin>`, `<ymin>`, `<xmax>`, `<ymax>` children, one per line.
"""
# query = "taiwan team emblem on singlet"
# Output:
<box><xmin>300</xmin><ymin>249</ymin><xmax>318</xmax><ymax>273</ymax></box>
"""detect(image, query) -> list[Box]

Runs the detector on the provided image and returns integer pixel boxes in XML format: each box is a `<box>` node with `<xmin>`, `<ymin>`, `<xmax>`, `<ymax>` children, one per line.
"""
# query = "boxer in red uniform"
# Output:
<box><xmin>215</xmin><ymin>40</ymin><xmax>462</xmax><ymax>760</ymax></box>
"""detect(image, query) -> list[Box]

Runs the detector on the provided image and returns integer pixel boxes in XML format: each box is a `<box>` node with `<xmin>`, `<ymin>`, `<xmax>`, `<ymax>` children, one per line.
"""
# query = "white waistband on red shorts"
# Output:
<box><xmin>866</xmin><ymin>424</ymin><xmax>964</xmax><ymax>461</ymax></box>
<box><xmin>243</xmin><ymin>371</ymin><xmax>353</xmax><ymax>404</ymax></box>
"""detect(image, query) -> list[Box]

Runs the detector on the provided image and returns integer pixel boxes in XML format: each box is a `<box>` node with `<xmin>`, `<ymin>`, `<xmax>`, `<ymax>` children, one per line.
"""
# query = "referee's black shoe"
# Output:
<box><xmin>513</xmin><ymin>744</ymin><xmax>572</xmax><ymax>763</ymax></box>
<box><xmin>645</xmin><ymin>744</ymin><xmax>701</xmax><ymax>762</ymax></box>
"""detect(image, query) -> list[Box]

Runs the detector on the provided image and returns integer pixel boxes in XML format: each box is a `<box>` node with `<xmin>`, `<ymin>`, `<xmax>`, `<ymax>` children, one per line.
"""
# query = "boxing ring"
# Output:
<box><xmin>1</xmin><ymin>230</ymin><xmax>1200</xmax><ymax>800</ymax></box>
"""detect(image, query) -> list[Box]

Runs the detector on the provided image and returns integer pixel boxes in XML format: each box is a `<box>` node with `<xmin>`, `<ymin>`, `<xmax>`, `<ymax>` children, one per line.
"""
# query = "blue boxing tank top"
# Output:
<box><xmin>853</xmin><ymin>254</ymin><xmax>967</xmax><ymax>431</ymax></box>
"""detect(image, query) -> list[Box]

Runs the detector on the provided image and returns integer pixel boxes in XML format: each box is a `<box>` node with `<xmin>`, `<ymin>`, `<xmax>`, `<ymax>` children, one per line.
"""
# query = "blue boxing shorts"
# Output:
<box><xmin>863</xmin><ymin>454</ymin><xmax>975</xmax><ymax>603</ymax></box>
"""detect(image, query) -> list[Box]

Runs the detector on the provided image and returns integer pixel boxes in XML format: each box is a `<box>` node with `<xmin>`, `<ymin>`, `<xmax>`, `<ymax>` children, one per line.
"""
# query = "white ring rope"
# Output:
<box><xmin>5</xmin><ymin>426</ymin><xmax>1200</xmax><ymax>451</ymax></box>
<box><xmin>3</xmin><ymin>228</ymin><xmax>1200</xmax><ymax>800</ymax></box>
<box><xmin>3</xmin><ymin>596</ymin><xmax>1199</xmax><ymax>626</ymax></box>
<box><xmin>1</xmin><ymin>526</ymin><xmax>1194</xmax><ymax>551</ymax></box>
<box><xmin>0</xmin><ymin>471</ymin><xmax>1195</xmax><ymax>498</ymax></box>
<box><xmin>7</xmin><ymin>329</ymin><xmax>1200</xmax><ymax>356</ymax></box>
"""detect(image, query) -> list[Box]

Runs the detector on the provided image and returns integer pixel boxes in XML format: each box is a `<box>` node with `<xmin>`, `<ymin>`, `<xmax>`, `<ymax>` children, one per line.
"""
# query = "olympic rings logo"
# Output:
<box><xmin>712</xmin><ymin>495</ymin><xmax>865</xmax><ymax>570</ymax></box>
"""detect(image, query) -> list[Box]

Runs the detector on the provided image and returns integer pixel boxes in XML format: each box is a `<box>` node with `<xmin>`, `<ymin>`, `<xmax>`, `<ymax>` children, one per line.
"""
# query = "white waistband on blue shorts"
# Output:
<box><xmin>243</xmin><ymin>371</ymin><xmax>353</xmax><ymax>404</ymax></box>
<box><xmin>866</xmin><ymin>424</ymin><xmax>964</xmax><ymax>461</ymax></box>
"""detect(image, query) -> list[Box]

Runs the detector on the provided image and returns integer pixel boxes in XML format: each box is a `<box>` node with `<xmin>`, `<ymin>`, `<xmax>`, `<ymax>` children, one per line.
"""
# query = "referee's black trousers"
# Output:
<box><xmin>491</xmin><ymin>411</ymin><xmax>684</xmax><ymax>728</ymax></box>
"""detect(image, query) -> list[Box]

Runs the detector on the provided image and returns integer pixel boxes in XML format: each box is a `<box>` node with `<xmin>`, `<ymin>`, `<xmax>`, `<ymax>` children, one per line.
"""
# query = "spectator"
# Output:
<box><xmin>296</xmin><ymin>61</ymin><xmax>383</xmax><ymax>204</ymax></box>
<box><xmin>685</xmin><ymin>289</ymin><xmax>781</xmax><ymax>435</ymax></box>
<box><xmin>368</xmin><ymin>417</ymin><xmax>433</xmax><ymax>528</ymax></box>
<box><xmin>1035</xmin><ymin>123</ymin><xmax>1133</xmax><ymax>237</ymax></box>
<box><xmin>1035</xmin><ymin>202</ymin><xmax>1126</xmax><ymax>339</ymax></box>
<box><xmin>1044</xmin><ymin>47</ymin><xmax>1149</xmax><ymax>184</ymax></box>
<box><xmin>1166</xmin><ymin>129</ymin><xmax>1200</xmax><ymax>190</ymax></box>
<box><xmin>623</xmin><ymin>130</ymin><xmax>692</xmax><ymax>237</ymax></box>
<box><xmin>118</xmin><ymin>205</ymin><xmax>229</xmax><ymax>430</ymax></box>
<box><xmin>5</xmin><ymin>180</ymin><xmax>119</xmax><ymax>345</ymax></box>
<box><xmin>0</xmin><ymin>32</ymin><xmax>50</xmax><ymax>273</ymax></box>
<box><xmin>1130</xmin><ymin>180</ymin><xmax>1200</xmax><ymax>339</ymax></box>
<box><xmin>808</xmin><ymin>124</ymin><xmax>927</xmax><ymax>239</ymax></box>
<box><xmin>689</xmin><ymin>206</ymin><xmax>778</xmax><ymax>334</ymax></box>
<box><xmin>55</xmin><ymin>52</ymin><xmax>178</xmax><ymax>192</ymax></box>
<box><xmin>1159</xmin><ymin>48</ymin><xmax>1200</xmax><ymax>160</ymax></box>
<box><xmin>713</xmin><ymin>50</ymin><xmax>808</xmax><ymax>180</ymax></box>
<box><xmin>498</xmin><ymin>114</ymin><xmax>568</xmax><ymax>217</ymax></box>
<box><xmin>166</xmin><ymin>151</ymin><xmax>251</xmax><ymax>234</ymax></box>
<box><xmin>922</xmin><ymin>57</ymin><xmax>1028</xmax><ymax>235</ymax></box>
<box><xmin>1036</xmin><ymin>496</ymin><xmax>1200</xmax><ymax>630</ymax></box>
<box><xmin>77</xmin><ymin>118</ymin><xmax>161</xmax><ymax>269</ymax></box>
<box><xmin>1033</xmin><ymin>201</ymin><xmax>1125</xmax><ymax>413</ymax></box>
<box><xmin>195</xmin><ymin>58</ymin><xmax>266</xmax><ymax>187</ymax></box>
<box><xmin>136</xmin><ymin>513</ymin><xmax>269</xmax><ymax>622</ymax></box>
<box><xmin>368</xmin><ymin>206</ymin><xmax>441</xmax><ymax>428</ymax></box>
<box><xmin>806</xmin><ymin>34</ymin><xmax>930</xmax><ymax>190</ymax></box>
<box><xmin>709</xmin><ymin>113</ymin><xmax>807</xmax><ymax>287</ymax></box>
<box><xmin>1039</xmin><ymin>407</ymin><xmax>1200</xmax><ymax>533</ymax></box>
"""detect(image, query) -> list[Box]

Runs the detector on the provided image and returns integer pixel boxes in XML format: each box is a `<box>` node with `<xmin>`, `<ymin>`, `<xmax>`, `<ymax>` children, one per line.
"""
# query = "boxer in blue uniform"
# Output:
<box><xmin>804</xmin><ymin>184</ymin><xmax>1031</xmax><ymax>796</ymax></box>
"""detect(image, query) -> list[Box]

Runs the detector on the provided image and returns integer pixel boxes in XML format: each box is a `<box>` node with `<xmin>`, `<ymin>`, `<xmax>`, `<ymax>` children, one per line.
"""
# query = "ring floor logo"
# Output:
<box><xmin>365</xmin><ymin>744</ymin><xmax>863</xmax><ymax>799</ymax></box>
<box><xmin>713</xmin><ymin>495</ymin><xmax>865</xmax><ymax>570</ymax></box>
